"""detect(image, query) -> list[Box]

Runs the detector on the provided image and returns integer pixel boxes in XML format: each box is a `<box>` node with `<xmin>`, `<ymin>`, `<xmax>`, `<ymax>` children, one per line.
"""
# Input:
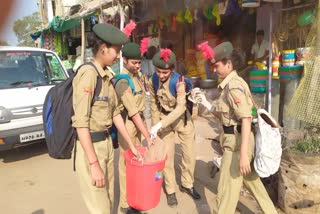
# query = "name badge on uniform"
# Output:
<box><xmin>94</xmin><ymin>96</ymin><xmax>109</xmax><ymax>101</ymax></box>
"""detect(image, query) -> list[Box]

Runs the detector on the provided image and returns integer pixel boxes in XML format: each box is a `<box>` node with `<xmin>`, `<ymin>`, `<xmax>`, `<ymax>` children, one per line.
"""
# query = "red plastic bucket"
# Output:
<box><xmin>124</xmin><ymin>146</ymin><xmax>167</xmax><ymax>211</ymax></box>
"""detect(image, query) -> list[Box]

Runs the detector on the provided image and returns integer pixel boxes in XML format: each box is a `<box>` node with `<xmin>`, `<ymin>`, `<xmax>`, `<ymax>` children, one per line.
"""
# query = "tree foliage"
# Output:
<box><xmin>13</xmin><ymin>12</ymin><xmax>42</xmax><ymax>47</ymax></box>
<box><xmin>0</xmin><ymin>40</ymin><xmax>9</xmax><ymax>46</ymax></box>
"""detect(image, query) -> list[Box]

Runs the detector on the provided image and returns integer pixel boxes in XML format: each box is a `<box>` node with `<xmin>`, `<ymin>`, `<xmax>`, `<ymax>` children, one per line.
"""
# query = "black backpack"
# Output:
<box><xmin>43</xmin><ymin>62</ymin><xmax>105</xmax><ymax>159</ymax></box>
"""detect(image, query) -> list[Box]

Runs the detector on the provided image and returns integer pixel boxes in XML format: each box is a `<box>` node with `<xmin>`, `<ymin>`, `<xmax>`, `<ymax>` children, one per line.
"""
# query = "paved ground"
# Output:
<box><xmin>0</xmin><ymin>115</ymin><xmax>281</xmax><ymax>214</ymax></box>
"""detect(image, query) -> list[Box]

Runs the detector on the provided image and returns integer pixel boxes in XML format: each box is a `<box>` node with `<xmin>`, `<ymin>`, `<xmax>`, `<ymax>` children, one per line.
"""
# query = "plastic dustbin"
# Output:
<box><xmin>124</xmin><ymin>146</ymin><xmax>167</xmax><ymax>211</ymax></box>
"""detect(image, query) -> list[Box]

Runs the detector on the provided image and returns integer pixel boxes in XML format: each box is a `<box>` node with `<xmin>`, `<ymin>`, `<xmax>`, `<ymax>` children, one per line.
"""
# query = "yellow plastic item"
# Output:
<box><xmin>184</xmin><ymin>8</ymin><xmax>193</xmax><ymax>23</ymax></box>
<box><xmin>255</xmin><ymin>62</ymin><xmax>267</xmax><ymax>70</ymax></box>
<box><xmin>212</xmin><ymin>4</ymin><xmax>221</xmax><ymax>26</ymax></box>
<box><xmin>176</xmin><ymin>11</ymin><xmax>184</xmax><ymax>23</ymax></box>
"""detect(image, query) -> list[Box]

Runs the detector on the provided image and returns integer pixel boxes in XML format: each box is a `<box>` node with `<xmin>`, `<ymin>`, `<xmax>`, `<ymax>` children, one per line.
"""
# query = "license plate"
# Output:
<box><xmin>20</xmin><ymin>131</ymin><xmax>45</xmax><ymax>143</ymax></box>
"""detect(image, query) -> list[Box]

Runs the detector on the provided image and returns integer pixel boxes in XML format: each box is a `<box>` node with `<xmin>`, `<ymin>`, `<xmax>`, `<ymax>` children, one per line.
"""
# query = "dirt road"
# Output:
<box><xmin>0</xmin><ymin>117</ymin><xmax>268</xmax><ymax>214</ymax></box>
<box><xmin>0</xmin><ymin>141</ymin><xmax>216</xmax><ymax>214</ymax></box>
<box><xmin>0</xmin><ymin>142</ymin><xmax>89</xmax><ymax>214</ymax></box>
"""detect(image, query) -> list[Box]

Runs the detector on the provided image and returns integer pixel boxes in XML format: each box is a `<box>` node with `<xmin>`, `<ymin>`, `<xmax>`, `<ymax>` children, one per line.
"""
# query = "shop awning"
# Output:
<box><xmin>31</xmin><ymin>0</ymin><xmax>117</xmax><ymax>37</ymax></box>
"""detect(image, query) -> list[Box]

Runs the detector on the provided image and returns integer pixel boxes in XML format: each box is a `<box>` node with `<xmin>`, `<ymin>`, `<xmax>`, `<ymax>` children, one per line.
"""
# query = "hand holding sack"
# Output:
<box><xmin>191</xmin><ymin>87</ymin><xmax>215</xmax><ymax>112</ymax></box>
<box><xmin>144</xmin><ymin>137</ymin><xmax>168</xmax><ymax>163</ymax></box>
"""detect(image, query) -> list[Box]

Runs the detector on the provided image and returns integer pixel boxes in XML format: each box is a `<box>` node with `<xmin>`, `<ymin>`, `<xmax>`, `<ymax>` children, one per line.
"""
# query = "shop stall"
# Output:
<box><xmin>32</xmin><ymin>0</ymin><xmax>132</xmax><ymax>71</ymax></box>
<box><xmin>132</xmin><ymin>0</ymin><xmax>257</xmax><ymax>84</ymax></box>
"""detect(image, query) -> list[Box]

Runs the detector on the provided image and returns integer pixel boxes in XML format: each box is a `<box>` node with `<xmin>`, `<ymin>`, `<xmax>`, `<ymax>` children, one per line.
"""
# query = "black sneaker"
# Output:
<box><xmin>120</xmin><ymin>207</ymin><xmax>141</xmax><ymax>214</ymax></box>
<box><xmin>167</xmin><ymin>193</ymin><xmax>178</xmax><ymax>207</ymax></box>
<box><xmin>180</xmin><ymin>185</ymin><xmax>201</xmax><ymax>200</ymax></box>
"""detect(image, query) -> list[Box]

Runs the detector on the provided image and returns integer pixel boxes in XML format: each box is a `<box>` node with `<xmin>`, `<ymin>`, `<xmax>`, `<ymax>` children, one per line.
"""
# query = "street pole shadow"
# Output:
<box><xmin>0</xmin><ymin>141</ymin><xmax>48</xmax><ymax>163</ymax></box>
<box><xmin>194</xmin><ymin>159</ymin><xmax>220</xmax><ymax>214</ymax></box>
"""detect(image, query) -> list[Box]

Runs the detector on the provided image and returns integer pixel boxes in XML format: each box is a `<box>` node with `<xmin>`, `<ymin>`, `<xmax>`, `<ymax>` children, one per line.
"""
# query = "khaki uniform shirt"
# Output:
<box><xmin>149</xmin><ymin>74</ymin><xmax>187</xmax><ymax>128</ymax></box>
<box><xmin>214</xmin><ymin>71</ymin><xmax>253</xmax><ymax>126</ymax></box>
<box><xmin>72</xmin><ymin>61</ymin><xmax>121</xmax><ymax>131</ymax></box>
<box><xmin>115</xmin><ymin>67</ymin><xmax>146</xmax><ymax>117</ymax></box>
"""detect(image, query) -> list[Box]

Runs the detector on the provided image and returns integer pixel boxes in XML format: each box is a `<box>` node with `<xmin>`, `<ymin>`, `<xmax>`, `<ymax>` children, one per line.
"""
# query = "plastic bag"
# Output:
<box><xmin>254</xmin><ymin>109</ymin><xmax>282</xmax><ymax>178</ymax></box>
<box><xmin>144</xmin><ymin>137</ymin><xmax>168</xmax><ymax>163</ymax></box>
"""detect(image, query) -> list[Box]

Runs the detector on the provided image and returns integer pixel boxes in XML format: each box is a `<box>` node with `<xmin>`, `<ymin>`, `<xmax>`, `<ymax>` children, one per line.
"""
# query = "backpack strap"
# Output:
<box><xmin>86</xmin><ymin>62</ymin><xmax>103</xmax><ymax>104</ymax></box>
<box><xmin>169</xmin><ymin>72</ymin><xmax>180</xmax><ymax>97</ymax></box>
<box><xmin>152</xmin><ymin>72</ymin><xmax>159</xmax><ymax>93</ymax></box>
<box><xmin>176</xmin><ymin>74</ymin><xmax>194</xmax><ymax>126</ymax></box>
<box><xmin>74</xmin><ymin>62</ymin><xmax>102</xmax><ymax>104</ymax></box>
<box><xmin>170</xmin><ymin>72</ymin><xmax>193</xmax><ymax>96</ymax></box>
<box><xmin>114</xmin><ymin>73</ymin><xmax>136</xmax><ymax>95</ymax></box>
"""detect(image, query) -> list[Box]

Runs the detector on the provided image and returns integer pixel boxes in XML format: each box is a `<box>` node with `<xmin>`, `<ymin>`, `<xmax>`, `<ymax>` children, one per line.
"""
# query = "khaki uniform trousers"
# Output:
<box><xmin>216</xmin><ymin>128</ymin><xmax>277</xmax><ymax>214</ymax></box>
<box><xmin>118</xmin><ymin>118</ymin><xmax>142</xmax><ymax>208</ymax></box>
<box><xmin>75</xmin><ymin>137</ymin><xmax>114</xmax><ymax>214</ymax></box>
<box><xmin>159</xmin><ymin>114</ymin><xmax>196</xmax><ymax>194</ymax></box>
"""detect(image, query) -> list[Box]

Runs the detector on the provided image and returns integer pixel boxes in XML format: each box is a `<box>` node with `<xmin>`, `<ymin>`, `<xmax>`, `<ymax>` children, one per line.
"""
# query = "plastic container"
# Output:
<box><xmin>278</xmin><ymin>65</ymin><xmax>303</xmax><ymax>83</ymax></box>
<box><xmin>282</xmin><ymin>50</ymin><xmax>295</xmax><ymax>66</ymax></box>
<box><xmin>272</xmin><ymin>56</ymin><xmax>280</xmax><ymax>77</ymax></box>
<box><xmin>125</xmin><ymin>147</ymin><xmax>167</xmax><ymax>211</ymax></box>
<box><xmin>249</xmin><ymin>69</ymin><xmax>268</xmax><ymax>93</ymax></box>
<box><xmin>242</xmin><ymin>0</ymin><xmax>260</xmax><ymax>7</ymax></box>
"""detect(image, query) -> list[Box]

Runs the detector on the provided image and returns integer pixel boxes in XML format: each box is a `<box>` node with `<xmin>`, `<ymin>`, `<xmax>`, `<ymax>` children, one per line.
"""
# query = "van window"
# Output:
<box><xmin>0</xmin><ymin>51</ymin><xmax>67</xmax><ymax>89</ymax></box>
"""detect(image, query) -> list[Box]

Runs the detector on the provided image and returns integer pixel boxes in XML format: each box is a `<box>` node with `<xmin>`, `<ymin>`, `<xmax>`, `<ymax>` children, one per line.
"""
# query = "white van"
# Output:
<box><xmin>0</xmin><ymin>47</ymin><xmax>68</xmax><ymax>151</ymax></box>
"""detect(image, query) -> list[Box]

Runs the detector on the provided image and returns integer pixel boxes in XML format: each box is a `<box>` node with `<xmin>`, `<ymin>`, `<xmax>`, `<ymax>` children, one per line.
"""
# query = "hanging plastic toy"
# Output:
<box><xmin>162</xmin><ymin>16</ymin><xmax>170</xmax><ymax>28</ymax></box>
<box><xmin>212</xmin><ymin>4</ymin><xmax>221</xmax><ymax>26</ymax></box>
<box><xmin>171</xmin><ymin>15</ymin><xmax>177</xmax><ymax>32</ymax></box>
<box><xmin>176</xmin><ymin>11</ymin><xmax>184</xmax><ymax>23</ymax></box>
<box><xmin>184</xmin><ymin>8</ymin><xmax>193</xmax><ymax>23</ymax></box>
<box><xmin>205</xmin><ymin>6</ymin><xmax>214</xmax><ymax>20</ymax></box>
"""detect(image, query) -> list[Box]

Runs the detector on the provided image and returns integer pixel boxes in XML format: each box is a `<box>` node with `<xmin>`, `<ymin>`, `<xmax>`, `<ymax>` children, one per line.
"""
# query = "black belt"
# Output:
<box><xmin>223</xmin><ymin>125</ymin><xmax>242</xmax><ymax>134</ymax></box>
<box><xmin>90</xmin><ymin>129</ymin><xmax>110</xmax><ymax>142</ymax></box>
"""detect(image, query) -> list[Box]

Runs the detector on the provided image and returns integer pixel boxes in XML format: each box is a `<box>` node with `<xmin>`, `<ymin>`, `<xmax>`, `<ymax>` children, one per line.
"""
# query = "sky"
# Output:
<box><xmin>0</xmin><ymin>0</ymin><xmax>39</xmax><ymax>45</ymax></box>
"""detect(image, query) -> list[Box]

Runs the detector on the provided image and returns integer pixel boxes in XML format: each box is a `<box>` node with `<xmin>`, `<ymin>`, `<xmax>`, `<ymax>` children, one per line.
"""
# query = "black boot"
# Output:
<box><xmin>167</xmin><ymin>192</ymin><xmax>178</xmax><ymax>207</ymax></box>
<box><xmin>180</xmin><ymin>185</ymin><xmax>201</xmax><ymax>200</ymax></box>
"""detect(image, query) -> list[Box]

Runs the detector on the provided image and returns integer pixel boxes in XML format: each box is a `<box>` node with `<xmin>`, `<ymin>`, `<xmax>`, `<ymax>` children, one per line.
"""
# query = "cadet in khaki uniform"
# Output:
<box><xmin>195</xmin><ymin>42</ymin><xmax>277</xmax><ymax>214</ymax></box>
<box><xmin>149</xmin><ymin>49</ymin><xmax>201</xmax><ymax>207</ymax></box>
<box><xmin>72</xmin><ymin>23</ymin><xmax>141</xmax><ymax>214</ymax></box>
<box><xmin>115</xmin><ymin>43</ymin><xmax>152</xmax><ymax>214</ymax></box>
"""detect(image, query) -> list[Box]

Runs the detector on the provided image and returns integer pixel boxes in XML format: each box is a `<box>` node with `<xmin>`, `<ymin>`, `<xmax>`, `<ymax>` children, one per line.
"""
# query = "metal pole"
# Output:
<box><xmin>81</xmin><ymin>18</ymin><xmax>85</xmax><ymax>64</ymax></box>
<box><xmin>267</xmin><ymin>6</ymin><xmax>273</xmax><ymax>113</ymax></box>
<box><xmin>119</xmin><ymin>3</ymin><xmax>125</xmax><ymax>72</ymax></box>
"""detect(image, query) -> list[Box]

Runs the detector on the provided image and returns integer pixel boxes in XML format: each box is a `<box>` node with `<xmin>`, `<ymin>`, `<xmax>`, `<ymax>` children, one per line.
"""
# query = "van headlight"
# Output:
<box><xmin>0</xmin><ymin>106</ymin><xmax>12</xmax><ymax>123</ymax></box>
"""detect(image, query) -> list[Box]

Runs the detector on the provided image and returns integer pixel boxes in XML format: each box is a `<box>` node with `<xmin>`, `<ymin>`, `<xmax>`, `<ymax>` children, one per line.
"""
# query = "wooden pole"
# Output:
<box><xmin>81</xmin><ymin>18</ymin><xmax>85</xmax><ymax>64</ymax></box>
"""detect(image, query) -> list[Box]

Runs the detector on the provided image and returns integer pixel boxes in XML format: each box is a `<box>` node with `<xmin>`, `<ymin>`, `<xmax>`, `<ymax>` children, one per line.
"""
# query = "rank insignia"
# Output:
<box><xmin>234</xmin><ymin>98</ymin><xmax>241</xmax><ymax>104</ymax></box>
<box><xmin>83</xmin><ymin>87</ymin><xmax>93</xmax><ymax>94</ymax></box>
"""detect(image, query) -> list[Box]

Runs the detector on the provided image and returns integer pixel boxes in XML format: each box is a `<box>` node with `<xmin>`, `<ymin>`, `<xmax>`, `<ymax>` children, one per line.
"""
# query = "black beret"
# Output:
<box><xmin>122</xmin><ymin>43</ymin><xmax>141</xmax><ymax>59</ymax></box>
<box><xmin>152</xmin><ymin>51</ymin><xmax>176</xmax><ymax>69</ymax></box>
<box><xmin>211</xmin><ymin>42</ymin><xmax>234</xmax><ymax>63</ymax></box>
<box><xmin>93</xmin><ymin>23</ymin><xmax>129</xmax><ymax>46</ymax></box>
